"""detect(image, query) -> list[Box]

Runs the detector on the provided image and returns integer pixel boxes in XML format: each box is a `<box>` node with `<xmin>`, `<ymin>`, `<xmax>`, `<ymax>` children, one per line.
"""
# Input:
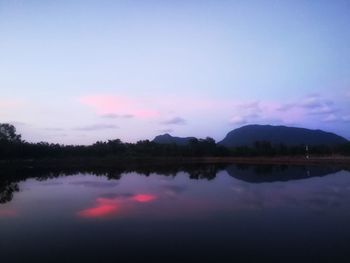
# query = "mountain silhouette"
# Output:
<box><xmin>152</xmin><ymin>134</ymin><xmax>196</xmax><ymax>145</ymax></box>
<box><xmin>219</xmin><ymin>124</ymin><xmax>348</xmax><ymax>147</ymax></box>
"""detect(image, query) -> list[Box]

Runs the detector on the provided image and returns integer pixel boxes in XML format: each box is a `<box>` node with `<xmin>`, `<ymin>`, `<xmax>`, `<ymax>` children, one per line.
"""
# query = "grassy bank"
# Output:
<box><xmin>1</xmin><ymin>156</ymin><xmax>350</xmax><ymax>170</ymax></box>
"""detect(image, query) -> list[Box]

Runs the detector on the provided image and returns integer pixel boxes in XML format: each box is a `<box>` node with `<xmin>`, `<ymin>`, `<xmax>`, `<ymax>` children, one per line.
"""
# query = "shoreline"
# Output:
<box><xmin>1</xmin><ymin>156</ymin><xmax>350</xmax><ymax>169</ymax></box>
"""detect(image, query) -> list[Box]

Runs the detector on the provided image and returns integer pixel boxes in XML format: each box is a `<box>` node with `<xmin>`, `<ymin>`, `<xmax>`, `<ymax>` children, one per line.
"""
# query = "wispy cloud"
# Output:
<box><xmin>300</xmin><ymin>95</ymin><xmax>337</xmax><ymax>115</ymax></box>
<box><xmin>342</xmin><ymin>115</ymin><xmax>350</xmax><ymax>122</ymax></box>
<box><xmin>160</xmin><ymin>117</ymin><xmax>187</xmax><ymax>125</ymax></box>
<box><xmin>101</xmin><ymin>113</ymin><xmax>134</xmax><ymax>119</ymax></box>
<box><xmin>229</xmin><ymin>116</ymin><xmax>249</xmax><ymax>125</ymax></box>
<box><xmin>73</xmin><ymin>124</ymin><xmax>118</xmax><ymax>131</ymax></box>
<box><xmin>43</xmin><ymin>127</ymin><xmax>65</xmax><ymax>131</ymax></box>
<box><xmin>322</xmin><ymin>114</ymin><xmax>338</xmax><ymax>122</ymax></box>
<box><xmin>0</xmin><ymin>99</ymin><xmax>23</xmax><ymax>108</ymax></box>
<box><xmin>300</xmin><ymin>95</ymin><xmax>323</xmax><ymax>108</ymax></box>
<box><xmin>159</xmin><ymin>128</ymin><xmax>173</xmax><ymax>133</ymax></box>
<box><xmin>229</xmin><ymin>101</ymin><xmax>262</xmax><ymax>125</ymax></box>
<box><xmin>227</xmin><ymin>94</ymin><xmax>344</xmax><ymax>127</ymax></box>
<box><xmin>79</xmin><ymin>95</ymin><xmax>159</xmax><ymax>119</ymax></box>
<box><xmin>9</xmin><ymin>121</ymin><xmax>28</xmax><ymax>126</ymax></box>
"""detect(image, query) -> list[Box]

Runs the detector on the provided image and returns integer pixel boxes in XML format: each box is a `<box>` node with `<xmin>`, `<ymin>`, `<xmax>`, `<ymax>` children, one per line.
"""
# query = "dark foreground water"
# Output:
<box><xmin>1</xmin><ymin>164</ymin><xmax>350</xmax><ymax>263</ymax></box>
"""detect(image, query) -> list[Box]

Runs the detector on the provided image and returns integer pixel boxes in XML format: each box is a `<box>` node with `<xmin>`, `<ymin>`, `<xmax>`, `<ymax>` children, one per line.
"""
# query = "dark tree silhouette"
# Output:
<box><xmin>0</xmin><ymin>123</ymin><xmax>21</xmax><ymax>142</ymax></box>
<box><xmin>0</xmin><ymin>123</ymin><xmax>349</xmax><ymax>160</ymax></box>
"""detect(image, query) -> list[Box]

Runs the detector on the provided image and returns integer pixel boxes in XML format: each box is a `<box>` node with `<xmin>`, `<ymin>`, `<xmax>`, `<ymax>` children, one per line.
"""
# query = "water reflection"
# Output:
<box><xmin>0</xmin><ymin>182</ymin><xmax>18</xmax><ymax>204</ymax></box>
<box><xmin>78</xmin><ymin>197</ymin><xmax>120</xmax><ymax>218</ymax></box>
<box><xmin>77</xmin><ymin>193</ymin><xmax>157</xmax><ymax>218</ymax></box>
<box><xmin>132</xmin><ymin>194</ymin><xmax>157</xmax><ymax>203</ymax></box>
<box><xmin>0</xmin><ymin>208</ymin><xmax>16</xmax><ymax>217</ymax></box>
<box><xmin>226</xmin><ymin>164</ymin><xmax>341</xmax><ymax>182</ymax></box>
<box><xmin>1</xmin><ymin>164</ymin><xmax>350</xmax><ymax>262</ymax></box>
<box><xmin>0</xmin><ymin>164</ymin><xmax>347</xmax><ymax>204</ymax></box>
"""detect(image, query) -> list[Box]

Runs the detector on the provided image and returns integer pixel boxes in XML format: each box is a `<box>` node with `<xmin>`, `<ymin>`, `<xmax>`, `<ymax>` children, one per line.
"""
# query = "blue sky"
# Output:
<box><xmin>1</xmin><ymin>0</ymin><xmax>350</xmax><ymax>144</ymax></box>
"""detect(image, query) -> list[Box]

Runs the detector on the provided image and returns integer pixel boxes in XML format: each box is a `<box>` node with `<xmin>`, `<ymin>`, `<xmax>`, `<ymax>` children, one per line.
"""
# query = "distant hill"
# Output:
<box><xmin>218</xmin><ymin>125</ymin><xmax>348</xmax><ymax>147</ymax></box>
<box><xmin>152</xmin><ymin>134</ymin><xmax>196</xmax><ymax>145</ymax></box>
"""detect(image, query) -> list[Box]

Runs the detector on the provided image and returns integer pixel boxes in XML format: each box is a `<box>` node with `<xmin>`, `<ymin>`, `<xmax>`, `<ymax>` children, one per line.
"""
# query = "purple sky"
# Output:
<box><xmin>1</xmin><ymin>0</ymin><xmax>349</xmax><ymax>144</ymax></box>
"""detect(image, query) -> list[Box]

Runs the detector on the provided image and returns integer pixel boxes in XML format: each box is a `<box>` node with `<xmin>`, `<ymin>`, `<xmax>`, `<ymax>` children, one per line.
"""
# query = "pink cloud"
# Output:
<box><xmin>0</xmin><ymin>99</ymin><xmax>23</xmax><ymax>111</ymax></box>
<box><xmin>80</xmin><ymin>95</ymin><xmax>159</xmax><ymax>119</ymax></box>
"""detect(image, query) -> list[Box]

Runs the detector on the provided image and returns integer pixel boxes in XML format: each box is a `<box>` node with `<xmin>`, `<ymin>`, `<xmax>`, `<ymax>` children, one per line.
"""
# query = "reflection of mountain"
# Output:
<box><xmin>226</xmin><ymin>164</ymin><xmax>341</xmax><ymax>183</ymax></box>
<box><xmin>0</xmin><ymin>164</ymin><xmax>347</xmax><ymax>204</ymax></box>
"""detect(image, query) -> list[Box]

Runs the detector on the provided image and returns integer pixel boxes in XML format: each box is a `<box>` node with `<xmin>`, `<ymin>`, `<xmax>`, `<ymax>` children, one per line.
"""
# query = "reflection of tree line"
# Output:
<box><xmin>1</xmin><ymin>163</ymin><xmax>348</xmax><ymax>204</ymax></box>
<box><xmin>0</xmin><ymin>182</ymin><xmax>18</xmax><ymax>204</ymax></box>
<box><xmin>0</xmin><ymin>164</ymin><xmax>226</xmax><ymax>204</ymax></box>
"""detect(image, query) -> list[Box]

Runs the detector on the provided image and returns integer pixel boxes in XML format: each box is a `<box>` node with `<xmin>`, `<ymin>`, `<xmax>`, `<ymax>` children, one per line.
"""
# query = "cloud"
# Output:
<box><xmin>73</xmin><ymin>124</ymin><xmax>118</xmax><ymax>131</ymax></box>
<box><xmin>229</xmin><ymin>101</ymin><xmax>262</xmax><ymax>126</ymax></box>
<box><xmin>159</xmin><ymin>128</ymin><xmax>173</xmax><ymax>133</ymax></box>
<box><xmin>43</xmin><ymin>127</ymin><xmax>64</xmax><ymax>131</ymax></box>
<box><xmin>255</xmin><ymin>94</ymin><xmax>343</xmax><ymax>126</ymax></box>
<box><xmin>342</xmin><ymin>115</ymin><xmax>350</xmax><ymax>122</ymax></box>
<box><xmin>160</xmin><ymin>117</ymin><xmax>187</xmax><ymax>125</ymax></box>
<box><xmin>236</xmin><ymin>101</ymin><xmax>261</xmax><ymax>111</ymax></box>
<box><xmin>276</xmin><ymin>103</ymin><xmax>295</xmax><ymax>111</ymax></box>
<box><xmin>9</xmin><ymin>121</ymin><xmax>28</xmax><ymax>126</ymax></box>
<box><xmin>300</xmin><ymin>95</ymin><xmax>323</xmax><ymax>108</ymax></box>
<box><xmin>0</xmin><ymin>100</ymin><xmax>25</xmax><ymax>118</ymax></box>
<box><xmin>79</xmin><ymin>95</ymin><xmax>159</xmax><ymax>118</ymax></box>
<box><xmin>275</xmin><ymin>95</ymin><xmax>337</xmax><ymax>115</ymax></box>
<box><xmin>101</xmin><ymin>113</ymin><xmax>134</xmax><ymax>119</ymax></box>
<box><xmin>228</xmin><ymin>95</ymin><xmax>339</xmax><ymax>127</ymax></box>
<box><xmin>299</xmin><ymin>95</ymin><xmax>337</xmax><ymax>115</ymax></box>
<box><xmin>0</xmin><ymin>99</ymin><xmax>23</xmax><ymax>109</ymax></box>
<box><xmin>229</xmin><ymin>116</ymin><xmax>248</xmax><ymax>125</ymax></box>
<box><xmin>323</xmin><ymin>114</ymin><xmax>338</xmax><ymax>122</ymax></box>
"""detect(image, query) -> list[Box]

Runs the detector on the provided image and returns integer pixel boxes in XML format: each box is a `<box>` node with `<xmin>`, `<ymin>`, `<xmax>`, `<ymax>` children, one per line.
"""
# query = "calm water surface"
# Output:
<box><xmin>1</xmin><ymin>164</ymin><xmax>350</xmax><ymax>262</ymax></box>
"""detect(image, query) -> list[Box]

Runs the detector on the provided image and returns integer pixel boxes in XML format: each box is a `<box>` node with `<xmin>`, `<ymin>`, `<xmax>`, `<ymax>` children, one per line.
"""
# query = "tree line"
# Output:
<box><xmin>0</xmin><ymin>123</ymin><xmax>350</xmax><ymax>160</ymax></box>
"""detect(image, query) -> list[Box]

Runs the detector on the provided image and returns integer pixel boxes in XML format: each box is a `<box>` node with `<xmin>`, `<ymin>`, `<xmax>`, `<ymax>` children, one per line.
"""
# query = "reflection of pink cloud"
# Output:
<box><xmin>77</xmin><ymin>198</ymin><xmax>119</xmax><ymax>218</ymax></box>
<box><xmin>78</xmin><ymin>193</ymin><xmax>157</xmax><ymax>218</ymax></box>
<box><xmin>0</xmin><ymin>209</ymin><xmax>17</xmax><ymax>217</ymax></box>
<box><xmin>132</xmin><ymin>194</ymin><xmax>157</xmax><ymax>203</ymax></box>
<box><xmin>79</xmin><ymin>95</ymin><xmax>159</xmax><ymax>119</ymax></box>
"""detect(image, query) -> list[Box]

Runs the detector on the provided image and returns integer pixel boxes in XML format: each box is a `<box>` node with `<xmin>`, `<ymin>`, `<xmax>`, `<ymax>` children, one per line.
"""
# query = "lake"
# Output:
<box><xmin>1</xmin><ymin>164</ymin><xmax>350</xmax><ymax>262</ymax></box>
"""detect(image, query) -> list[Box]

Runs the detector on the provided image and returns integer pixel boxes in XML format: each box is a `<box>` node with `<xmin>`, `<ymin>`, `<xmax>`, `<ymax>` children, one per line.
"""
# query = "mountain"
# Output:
<box><xmin>152</xmin><ymin>134</ymin><xmax>196</xmax><ymax>145</ymax></box>
<box><xmin>218</xmin><ymin>124</ymin><xmax>348</xmax><ymax>147</ymax></box>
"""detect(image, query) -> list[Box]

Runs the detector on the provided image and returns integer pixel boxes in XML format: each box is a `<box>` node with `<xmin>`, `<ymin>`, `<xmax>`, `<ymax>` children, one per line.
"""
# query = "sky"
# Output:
<box><xmin>0</xmin><ymin>0</ymin><xmax>350</xmax><ymax>144</ymax></box>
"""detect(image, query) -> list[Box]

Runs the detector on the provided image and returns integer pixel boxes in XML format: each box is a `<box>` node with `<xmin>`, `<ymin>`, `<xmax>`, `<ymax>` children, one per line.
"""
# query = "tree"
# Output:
<box><xmin>0</xmin><ymin>123</ymin><xmax>21</xmax><ymax>142</ymax></box>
